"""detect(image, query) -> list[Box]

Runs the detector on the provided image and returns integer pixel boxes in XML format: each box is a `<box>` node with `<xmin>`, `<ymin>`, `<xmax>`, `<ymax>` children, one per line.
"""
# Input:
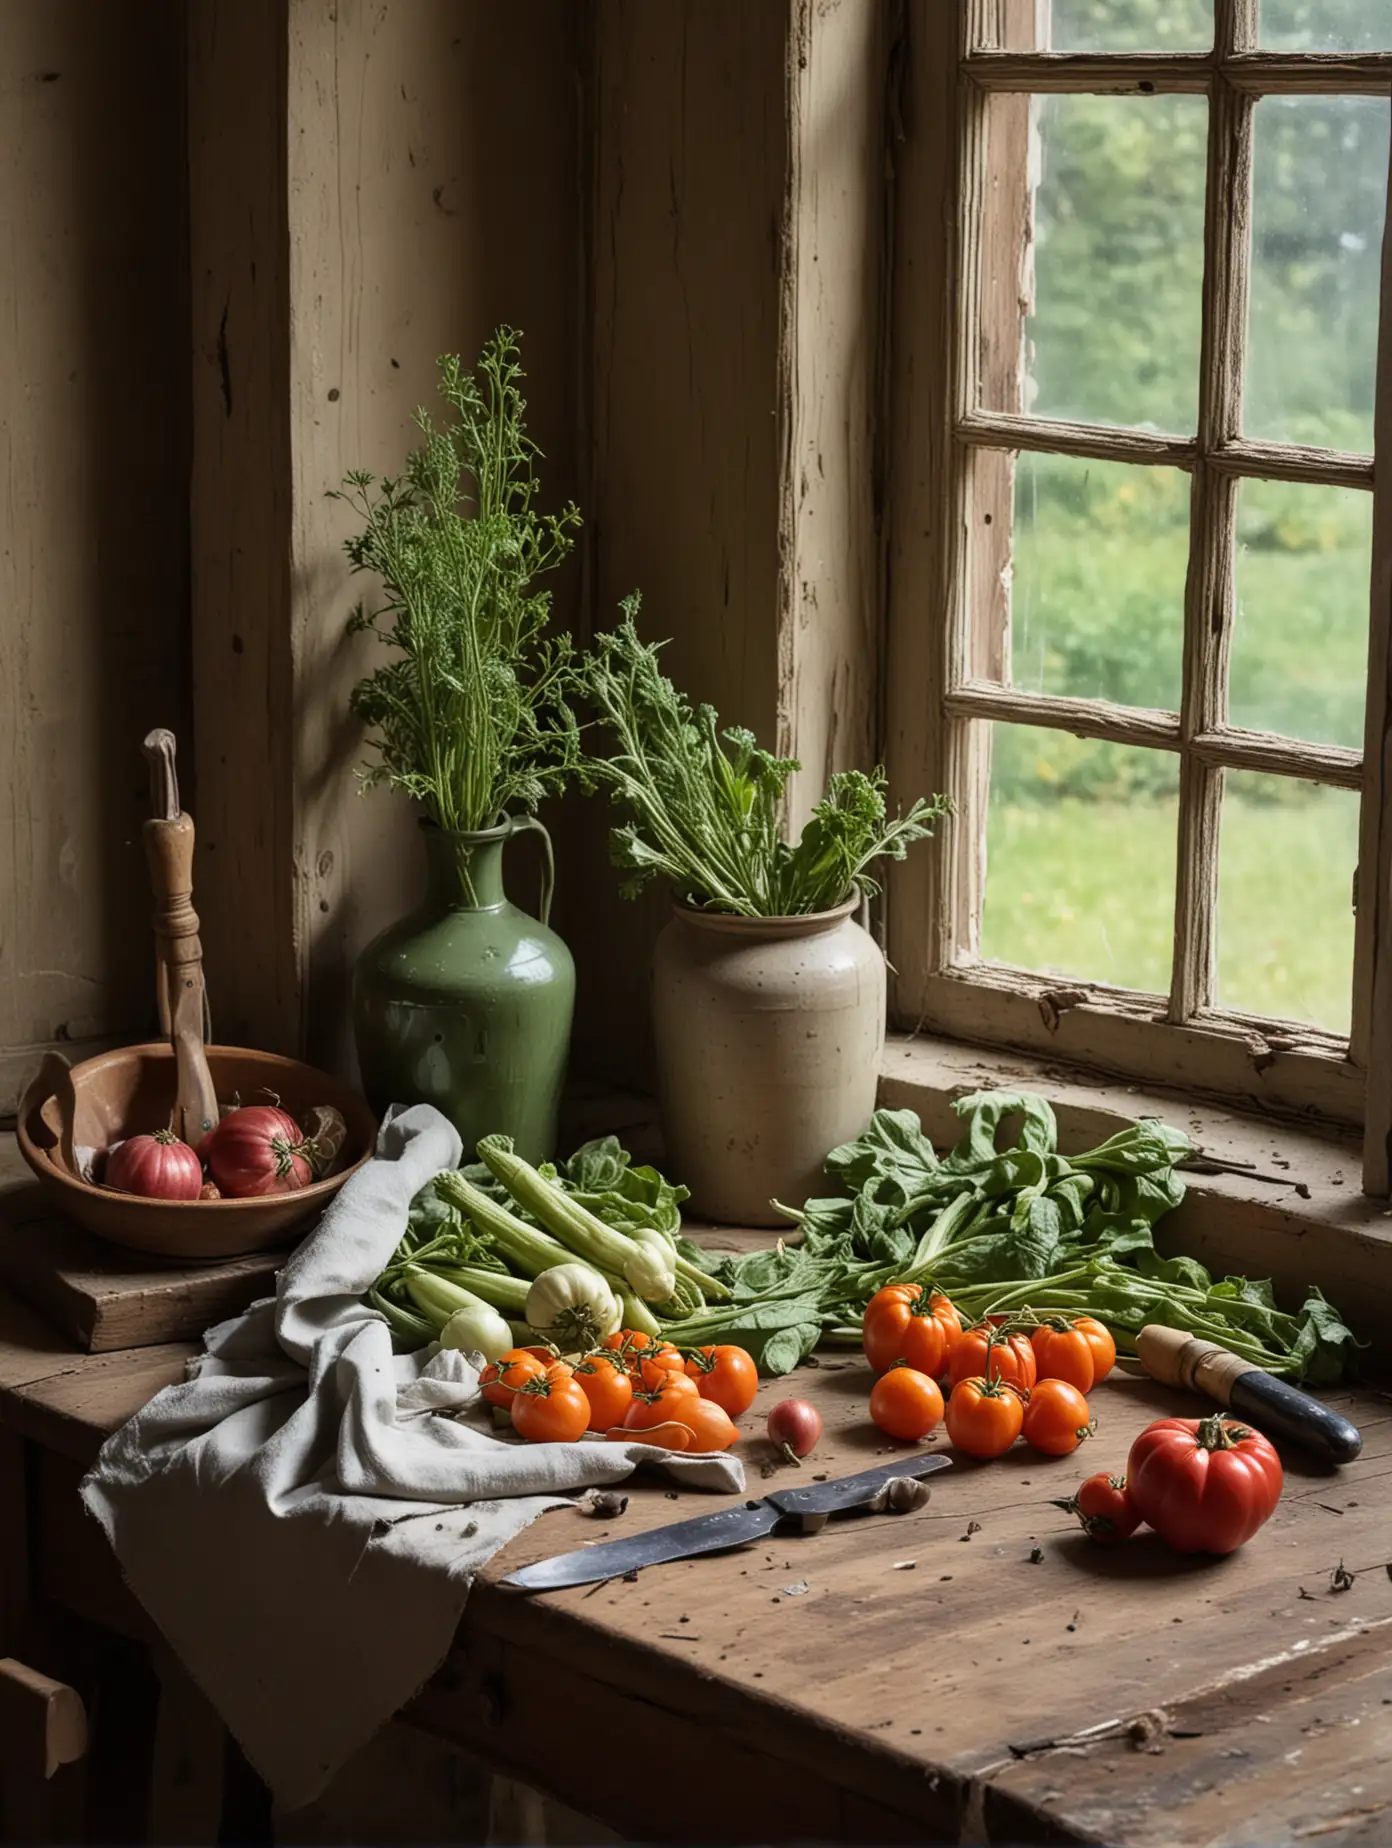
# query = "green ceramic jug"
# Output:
<box><xmin>352</xmin><ymin>816</ymin><xmax>574</xmax><ymax>1163</ymax></box>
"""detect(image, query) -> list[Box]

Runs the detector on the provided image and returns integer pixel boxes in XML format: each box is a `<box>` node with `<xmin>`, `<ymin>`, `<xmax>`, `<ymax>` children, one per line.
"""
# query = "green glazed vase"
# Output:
<box><xmin>352</xmin><ymin>816</ymin><xmax>574</xmax><ymax>1163</ymax></box>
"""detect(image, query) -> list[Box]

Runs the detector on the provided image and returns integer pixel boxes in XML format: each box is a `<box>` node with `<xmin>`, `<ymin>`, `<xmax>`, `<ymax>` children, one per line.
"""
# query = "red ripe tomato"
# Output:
<box><xmin>1058</xmin><ymin>1472</ymin><xmax>1141</xmax><ymax>1544</ymax></box>
<box><xmin>1022</xmin><ymin>1379</ymin><xmax>1095</xmax><ymax>1456</ymax></box>
<box><xmin>863</xmin><ymin>1284</ymin><xmax>962</xmax><ymax>1377</ymax></box>
<box><xmin>1030</xmin><ymin>1322</ymin><xmax>1099</xmax><ymax>1393</ymax></box>
<box><xmin>870</xmin><ymin>1366</ymin><xmax>945</xmax><ymax>1442</ymax></box>
<box><xmin>479</xmin><ymin>1349</ymin><xmax>545</xmax><ymax>1408</ymax></box>
<box><xmin>205</xmin><ymin>1105</ymin><xmax>313</xmax><ymax>1197</ymax></box>
<box><xmin>948</xmin><ymin>1324</ymin><xmax>1037</xmax><ymax>1393</ymax></box>
<box><xmin>572</xmin><ymin>1353</ymin><xmax>635</xmax><ymax>1430</ymax></box>
<box><xmin>1075</xmin><ymin>1316</ymin><xmax>1116</xmax><ymax>1383</ymax></box>
<box><xmin>684</xmin><ymin>1345</ymin><xmax>758</xmax><ymax>1418</ymax></box>
<box><xmin>1127</xmin><ymin>1415</ymin><xmax>1283</xmax><ymax>1555</ymax></box>
<box><xmin>944</xmin><ymin>1376</ymin><xmax>1025</xmax><ymax>1459</ymax></box>
<box><xmin>510</xmin><ymin>1374</ymin><xmax>591</xmax><ymax>1444</ymax></box>
<box><xmin>105</xmin><ymin>1129</ymin><xmax>204</xmax><ymax>1202</ymax></box>
<box><xmin>601</xmin><ymin>1330</ymin><xmax>676</xmax><ymax>1383</ymax></box>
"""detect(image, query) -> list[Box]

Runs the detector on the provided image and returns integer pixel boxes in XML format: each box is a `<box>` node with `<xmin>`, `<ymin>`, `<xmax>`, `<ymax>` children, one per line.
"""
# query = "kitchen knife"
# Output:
<box><xmin>1136</xmin><ymin>1325</ymin><xmax>1362</xmax><ymax>1464</ymax></box>
<box><xmin>502</xmin><ymin>1452</ymin><xmax>952</xmax><ymax>1591</ymax></box>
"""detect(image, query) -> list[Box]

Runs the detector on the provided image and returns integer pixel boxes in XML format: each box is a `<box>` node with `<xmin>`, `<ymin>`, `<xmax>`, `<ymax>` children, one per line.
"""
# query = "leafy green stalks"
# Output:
<box><xmin>333</xmin><ymin>328</ymin><xmax>581</xmax><ymax>902</ymax></box>
<box><xmin>574</xmin><ymin>597</ymin><xmax>947</xmax><ymax>916</ymax></box>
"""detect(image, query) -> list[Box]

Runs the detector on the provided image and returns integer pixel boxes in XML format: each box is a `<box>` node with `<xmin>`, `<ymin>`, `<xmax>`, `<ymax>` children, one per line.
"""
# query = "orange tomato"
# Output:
<box><xmin>479</xmin><ymin>1349</ymin><xmax>545</xmax><ymax>1409</ymax></box>
<box><xmin>948</xmin><ymin>1324</ymin><xmax>1036</xmax><ymax>1393</ymax></box>
<box><xmin>1030</xmin><ymin>1322</ymin><xmax>1098</xmax><ymax>1393</ymax></box>
<box><xmin>869</xmin><ymin>1366</ymin><xmax>945</xmax><ymax>1442</ymax></box>
<box><xmin>862</xmin><ymin>1284</ymin><xmax>962</xmax><ymax>1377</ymax></box>
<box><xmin>623</xmin><ymin>1376</ymin><xmax>701</xmax><ymax>1431</ymax></box>
<box><xmin>572</xmin><ymin>1352</ymin><xmax>635</xmax><ymax>1430</ymax></box>
<box><xmin>673</xmin><ymin>1396</ymin><xmax>740</xmax><ymax>1453</ymax></box>
<box><xmin>510</xmin><ymin>1374</ymin><xmax>591</xmax><ymax>1443</ymax></box>
<box><xmin>944</xmin><ymin>1376</ymin><xmax>1025</xmax><ymax>1459</ymax></box>
<box><xmin>636</xmin><ymin>1344</ymin><xmax>687</xmax><ymax>1391</ymax></box>
<box><xmin>1075</xmin><ymin>1316</ymin><xmax>1116</xmax><ymax>1383</ymax></box>
<box><xmin>1022</xmin><ymin>1378</ymin><xmax>1095</xmax><ymax>1456</ymax></box>
<box><xmin>684</xmin><ymin>1344</ymin><xmax>758</xmax><ymax>1418</ymax></box>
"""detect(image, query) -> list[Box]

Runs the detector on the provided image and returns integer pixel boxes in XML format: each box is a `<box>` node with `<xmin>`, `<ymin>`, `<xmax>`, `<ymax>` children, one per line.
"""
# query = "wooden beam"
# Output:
<box><xmin>963</xmin><ymin>51</ymin><xmax>1392</xmax><ymax>95</ymax></box>
<box><xmin>777</xmin><ymin>0</ymin><xmax>888</xmax><ymax>834</ymax></box>
<box><xmin>187</xmin><ymin>0</ymin><xmax>297</xmax><ymax>1058</ymax></box>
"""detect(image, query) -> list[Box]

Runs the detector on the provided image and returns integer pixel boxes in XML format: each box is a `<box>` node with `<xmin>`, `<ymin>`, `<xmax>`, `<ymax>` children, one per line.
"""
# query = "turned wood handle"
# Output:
<box><xmin>0</xmin><ymin>1659</ymin><xmax>88</xmax><ymax>1778</ymax></box>
<box><xmin>142</xmin><ymin>732</ymin><xmax>219</xmax><ymax>1144</ymax></box>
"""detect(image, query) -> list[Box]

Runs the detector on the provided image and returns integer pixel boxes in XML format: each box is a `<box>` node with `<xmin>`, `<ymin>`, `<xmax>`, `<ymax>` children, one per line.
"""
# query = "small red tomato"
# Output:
<box><xmin>105</xmin><ymin>1129</ymin><xmax>204</xmax><ymax>1202</ymax></box>
<box><xmin>1022</xmin><ymin>1379</ymin><xmax>1095</xmax><ymax>1456</ymax></box>
<box><xmin>684</xmin><ymin>1344</ymin><xmax>758</xmax><ymax>1418</ymax></box>
<box><xmin>869</xmin><ymin>1366</ymin><xmax>945</xmax><ymax>1442</ymax></box>
<box><xmin>479</xmin><ymin>1349</ymin><xmax>545</xmax><ymax>1409</ymax></box>
<box><xmin>1056</xmin><ymin>1472</ymin><xmax>1141</xmax><ymax>1544</ymax></box>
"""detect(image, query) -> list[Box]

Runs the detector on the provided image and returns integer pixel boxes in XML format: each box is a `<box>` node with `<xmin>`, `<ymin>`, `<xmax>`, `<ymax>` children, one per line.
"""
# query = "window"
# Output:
<box><xmin>884</xmin><ymin>1</ymin><xmax>1392</xmax><ymax>1187</ymax></box>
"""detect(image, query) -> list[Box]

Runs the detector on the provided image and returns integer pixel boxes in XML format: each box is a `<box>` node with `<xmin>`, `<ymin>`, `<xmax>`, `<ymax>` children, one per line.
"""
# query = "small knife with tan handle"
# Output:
<box><xmin>1136</xmin><ymin>1324</ymin><xmax>1361</xmax><ymax>1465</ymax></box>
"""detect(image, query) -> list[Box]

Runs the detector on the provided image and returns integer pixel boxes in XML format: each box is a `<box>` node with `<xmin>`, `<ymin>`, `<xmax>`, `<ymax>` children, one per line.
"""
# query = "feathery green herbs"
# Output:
<box><xmin>333</xmin><ymin>329</ymin><xmax>581</xmax><ymax>875</ymax></box>
<box><xmin>575</xmin><ymin>596</ymin><xmax>948</xmax><ymax>915</ymax></box>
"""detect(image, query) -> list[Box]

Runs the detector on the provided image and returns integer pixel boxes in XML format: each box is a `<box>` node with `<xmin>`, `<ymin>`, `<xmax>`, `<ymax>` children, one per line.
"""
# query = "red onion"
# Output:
<box><xmin>768</xmin><ymin>1398</ymin><xmax>822</xmax><ymax>1466</ymax></box>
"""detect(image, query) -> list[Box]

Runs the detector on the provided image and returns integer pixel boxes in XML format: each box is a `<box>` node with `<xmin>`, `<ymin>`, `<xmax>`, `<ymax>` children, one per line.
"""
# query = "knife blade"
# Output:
<box><xmin>501</xmin><ymin>1452</ymin><xmax>951</xmax><ymax>1592</ymax></box>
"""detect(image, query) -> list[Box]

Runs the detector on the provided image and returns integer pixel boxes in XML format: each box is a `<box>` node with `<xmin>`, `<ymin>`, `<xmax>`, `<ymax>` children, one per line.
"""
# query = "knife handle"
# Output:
<box><xmin>765</xmin><ymin>1452</ymin><xmax>950</xmax><ymax>1519</ymax></box>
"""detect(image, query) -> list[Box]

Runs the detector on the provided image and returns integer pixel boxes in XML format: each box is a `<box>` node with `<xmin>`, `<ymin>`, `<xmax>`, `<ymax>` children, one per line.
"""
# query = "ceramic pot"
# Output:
<box><xmin>352</xmin><ymin>817</ymin><xmax>574</xmax><ymax>1163</ymax></box>
<box><xmin>652</xmin><ymin>897</ymin><xmax>885</xmax><ymax>1225</ymax></box>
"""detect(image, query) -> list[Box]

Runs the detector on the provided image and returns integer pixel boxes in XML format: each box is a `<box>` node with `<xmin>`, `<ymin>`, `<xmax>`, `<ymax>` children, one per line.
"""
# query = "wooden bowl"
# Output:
<box><xmin>16</xmin><ymin>1044</ymin><xmax>378</xmax><ymax>1262</ymax></box>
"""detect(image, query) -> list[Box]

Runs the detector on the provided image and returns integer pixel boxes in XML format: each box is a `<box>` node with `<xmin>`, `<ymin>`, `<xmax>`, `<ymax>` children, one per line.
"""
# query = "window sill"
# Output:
<box><xmin>881</xmin><ymin>1033</ymin><xmax>1392</xmax><ymax>1342</ymax></box>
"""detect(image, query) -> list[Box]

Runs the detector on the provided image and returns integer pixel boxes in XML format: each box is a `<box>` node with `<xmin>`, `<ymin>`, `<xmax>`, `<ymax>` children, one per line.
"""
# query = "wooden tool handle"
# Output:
<box><xmin>142</xmin><ymin>731</ymin><xmax>219</xmax><ymax>1145</ymax></box>
<box><xmin>1137</xmin><ymin>1325</ymin><xmax>1362</xmax><ymax>1465</ymax></box>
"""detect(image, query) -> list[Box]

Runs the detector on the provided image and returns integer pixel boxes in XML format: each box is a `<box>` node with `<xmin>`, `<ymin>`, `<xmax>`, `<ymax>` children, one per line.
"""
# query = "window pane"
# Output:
<box><xmin>1215</xmin><ymin>773</ymin><xmax>1357</xmax><ymax>1033</ymax></box>
<box><xmin>1230</xmin><ymin>479</ymin><xmax>1372</xmax><ymax>749</ymax></box>
<box><xmin>1258</xmin><ymin>0</ymin><xmax>1392</xmax><ymax>51</ymax></box>
<box><xmin>1045</xmin><ymin>0</ymin><xmax>1213</xmax><ymax>50</ymax></box>
<box><xmin>982</xmin><ymin>725</ymin><xmax>1179</xmax><ymax>992</ymax></box>
<box><xmin>1010</xmin><ymin>452</ymin><xmax>1187</xmax><ymax>710</ymax></box>
<box><xmin>1246</xmin><ymin>97</ymin><xmax>1388</xmax><ymax>453</ymax></box>
<box><xmin>980</xmin><ymin>94</ymin><xmax>1208</xmax><ymax>433</ymax></box>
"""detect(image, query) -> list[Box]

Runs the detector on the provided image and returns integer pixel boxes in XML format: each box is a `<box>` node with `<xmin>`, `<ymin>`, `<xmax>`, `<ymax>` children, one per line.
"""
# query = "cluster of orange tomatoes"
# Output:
<box><xmin>480</xmin><ymin>1330</ymin><xmax>759</xmax><ymax>1452</ymax></box>
<box><xmin>862</xmin><ymin>1283</ymin><xmax>1116</xmax><ymax>1461</ymax></box>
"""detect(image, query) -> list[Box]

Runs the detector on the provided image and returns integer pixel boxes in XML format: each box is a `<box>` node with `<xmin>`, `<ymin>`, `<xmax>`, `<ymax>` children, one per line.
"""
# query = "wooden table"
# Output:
<box><xmin>3</xmin><ymin>1280</ymin><xmax>1391</xmax><ymax>1847</ymax></box>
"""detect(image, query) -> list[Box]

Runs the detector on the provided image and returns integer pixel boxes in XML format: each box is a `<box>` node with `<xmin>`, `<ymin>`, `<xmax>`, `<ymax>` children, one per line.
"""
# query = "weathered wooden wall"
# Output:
<box><xmin>0</xmin><ymin>1</ymin><xmax>191</xmax><ymax>1116</ymax></box>
<box><xmin>0</xmin><ymin>0</ymin><xmax>887</xmax><ymax>1105</ymax></box>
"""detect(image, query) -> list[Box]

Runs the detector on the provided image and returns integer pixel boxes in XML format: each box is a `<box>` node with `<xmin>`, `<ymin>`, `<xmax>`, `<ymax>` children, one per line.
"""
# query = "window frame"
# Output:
<box><xmin>882</xmin><ymin>0</ymin><xmax>1392</xmax><ymax>1187</ymax></box>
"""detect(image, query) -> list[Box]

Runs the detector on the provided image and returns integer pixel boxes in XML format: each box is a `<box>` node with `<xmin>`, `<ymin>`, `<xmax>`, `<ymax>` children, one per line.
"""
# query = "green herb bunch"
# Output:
<box><xmin>574</xmin><ymin>595</ymin><xmax>948</xmax><ymax>916</ymax></box>
<box><xmin>334</xmin><ymin>328</ymin><xmax>581</xmax><ymax>864</ymax></box>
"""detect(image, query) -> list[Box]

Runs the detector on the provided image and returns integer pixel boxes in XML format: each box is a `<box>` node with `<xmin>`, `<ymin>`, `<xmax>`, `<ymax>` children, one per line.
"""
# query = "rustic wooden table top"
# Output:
<box><xmin>2</xmin><ymin>1265</ymin><xmax>1390</xmax><ymax>1845</ymax></box>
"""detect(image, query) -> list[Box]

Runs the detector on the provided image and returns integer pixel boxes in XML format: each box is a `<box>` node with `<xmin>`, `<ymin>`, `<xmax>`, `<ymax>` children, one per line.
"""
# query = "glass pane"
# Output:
<box><xmin>1230</xmin><ymin>479</ymin><xmax>1372</xmax><ymax>748</ymax></box>
<box><xmin>982</xmin><ymin>726</ymin><xmax>1179</xmax><ymax>992</ymax></box>
<box><xmin>1010</xmin><ymin>452</ymin><xmax>1188</xmax><ymax>710</ymax></box>
<box><xmin>1259</xmin><ymin>0</ymin><xmax>1392</xmax><ymax>51</ymax></box>
<box><xmin>1046</xmin><ymin>0</ymin><xmax>1214</xmax><ymax>50</ymax></box>
<box><xmin>1246</xmin><ymin>97</ymin><xmax>1388</xmax><ymax>453</ymax></box>
<box><xmin>1215</xmin><ymin>773</ymin><xmax>1357</xmax><ymax>1033</ymax></box>
<box><xmin>981</xmin><ymin>94</ymin><xmax>1208</xmax><ymax>433</ymax></box>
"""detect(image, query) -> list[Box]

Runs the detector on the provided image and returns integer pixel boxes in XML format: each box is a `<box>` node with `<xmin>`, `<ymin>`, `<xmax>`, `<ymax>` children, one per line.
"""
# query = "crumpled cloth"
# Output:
<box><xmin>81</xmin><ymin>1104</ymin><xmax>743</xmax><ymax>1808</ymax></box>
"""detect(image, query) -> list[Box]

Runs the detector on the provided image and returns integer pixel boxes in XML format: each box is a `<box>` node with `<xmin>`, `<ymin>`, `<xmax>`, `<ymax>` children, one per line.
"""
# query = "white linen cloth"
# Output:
<box><xmin>81</xmin><ymin>1104</ymin><xmax>743</xmax><ymax>1808</ymax></box>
